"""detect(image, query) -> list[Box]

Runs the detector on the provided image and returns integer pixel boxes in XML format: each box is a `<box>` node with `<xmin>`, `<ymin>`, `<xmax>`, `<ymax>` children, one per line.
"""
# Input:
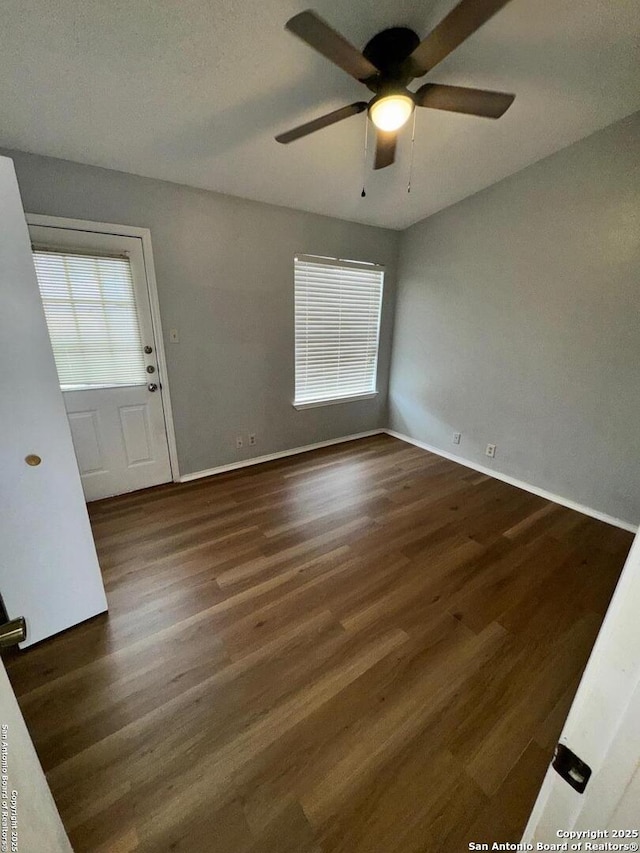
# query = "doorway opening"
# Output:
<box><xmin>27</xmin><ymin>216</ymin><xmax>179</xmax><ymax>500</ymax></box>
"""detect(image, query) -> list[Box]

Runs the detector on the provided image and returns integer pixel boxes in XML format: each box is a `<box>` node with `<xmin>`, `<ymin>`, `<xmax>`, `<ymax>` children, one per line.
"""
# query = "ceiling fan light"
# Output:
<box><xmin>369</xmin><ymin>94</ymin><xmax>414</xmax><ymax>132</ymax></box>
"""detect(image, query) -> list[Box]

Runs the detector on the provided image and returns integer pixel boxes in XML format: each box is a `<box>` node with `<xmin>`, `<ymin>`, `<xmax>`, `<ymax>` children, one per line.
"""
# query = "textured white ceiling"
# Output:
<box><xmin>0</xmin><ymin>0</ymin><xmax>638</xmax><ymax>229</ymax></box>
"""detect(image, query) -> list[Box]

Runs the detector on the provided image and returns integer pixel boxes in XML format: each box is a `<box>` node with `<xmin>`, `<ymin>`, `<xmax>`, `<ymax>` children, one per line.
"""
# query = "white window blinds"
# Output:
<box><xmin>32</xmin><ymin>249</ymin><xmax>147</xmax><ymax>390</ymax></box>
<box><xmin>294</xmin><ymin>255</ymin><xmax>384</xmax><ymax>406</ymax></box>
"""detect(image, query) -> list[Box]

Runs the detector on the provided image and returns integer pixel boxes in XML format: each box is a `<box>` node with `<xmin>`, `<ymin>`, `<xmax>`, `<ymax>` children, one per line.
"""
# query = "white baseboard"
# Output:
<box><xmin>179</xmin><ymin>430</ymin><xmax>385</xmax><ymax>483</ymax></box>
<box><xmin>178</xmin><ymin>425</ymin><xmax>637</xmax><ymax>534</ymax></box>
<box><xmin>384</xmin><ymin>429</ymin><xmax>638</xmax><ymax>534</ymax></box>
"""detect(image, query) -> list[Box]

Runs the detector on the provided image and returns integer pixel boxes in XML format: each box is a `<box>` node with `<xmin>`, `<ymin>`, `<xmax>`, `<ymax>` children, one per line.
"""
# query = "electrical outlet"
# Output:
<box><xmin>453</xmin><ymin>432</ymin><xmax>461</xmax><ymax>445</ymax></box>
<box><xmin>486</xmin><ymin>443</ymin><xmax>496</xmax><ymax>459</ymax></box>
<box><xmin>169</xmin><ymin>329</ymin><xmax>179</xmax><ymax>343</ymax></box>
<box><xmin>236</xmin><ymin>436</ymin><xmax>244</xmax><ymax>449</ymax></box>
<box><xmin>248</xmin><ymin>433</ymin><xmax>256</xmax><ymax>446</ymax></box>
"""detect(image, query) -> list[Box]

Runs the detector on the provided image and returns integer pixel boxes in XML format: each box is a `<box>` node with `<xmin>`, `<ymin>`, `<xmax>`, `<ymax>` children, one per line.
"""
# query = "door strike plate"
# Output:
<box><xmin>552</xmin><ymin>743</ymin><xmax>592</xmax><ymax>793</ymax></box>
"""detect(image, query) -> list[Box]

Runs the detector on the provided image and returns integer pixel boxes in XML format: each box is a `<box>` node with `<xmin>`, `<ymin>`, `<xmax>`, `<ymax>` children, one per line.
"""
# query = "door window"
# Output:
<box><xmin>32</xmin><ymin>249</ymin><xmax>147</xmax><ymax>390</ymax></box>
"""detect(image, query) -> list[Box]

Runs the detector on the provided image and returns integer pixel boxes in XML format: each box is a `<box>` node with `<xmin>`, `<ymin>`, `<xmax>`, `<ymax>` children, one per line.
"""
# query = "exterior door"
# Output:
<box><xmin>29</xmin><ymin>225</ymin><xmax>173</xmax><ymax>501</ymax></box>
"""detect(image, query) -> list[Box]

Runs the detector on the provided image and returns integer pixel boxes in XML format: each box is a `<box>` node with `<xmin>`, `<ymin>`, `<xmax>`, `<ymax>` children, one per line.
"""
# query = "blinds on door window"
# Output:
<box><xmin>32</xmin><ymin>249</ymin><xmax>147</xmax><ymax>390</ymax></box>
<box><xmin>294</xmin><ymin>255</ymin><xmax>384</xmax><ymax>406</ymax></box>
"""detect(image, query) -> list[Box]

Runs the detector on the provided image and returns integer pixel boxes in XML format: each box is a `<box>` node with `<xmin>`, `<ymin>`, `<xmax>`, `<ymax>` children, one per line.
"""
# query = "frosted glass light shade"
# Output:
<box><xmin>369</xmin><ymin>94</ymin><xmax>414</xmax><ymax>132</ymax></box>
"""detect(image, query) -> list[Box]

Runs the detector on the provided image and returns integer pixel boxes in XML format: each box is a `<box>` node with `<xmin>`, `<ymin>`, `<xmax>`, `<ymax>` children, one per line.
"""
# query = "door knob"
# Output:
<box><xmin>0</xmin><ymin>616</ymin><xmax>27</xmax><ymax>648</ymax></box>
<box><xmin>148</xmin><ymin>383</ymin><xmax>158</xmax><ymax>392</ymax></box>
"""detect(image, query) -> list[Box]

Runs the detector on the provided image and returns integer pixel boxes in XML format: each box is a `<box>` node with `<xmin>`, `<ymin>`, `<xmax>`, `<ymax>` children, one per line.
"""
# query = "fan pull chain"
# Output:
<box><xmin>407</xmin><ymin>110</ymin><xmax>417</xmax><ymax>194</ymax></box>
<box><xmin>361</xmin><ymin>117</ymin><xmax>369</xmax><ymax>197</ymax></box>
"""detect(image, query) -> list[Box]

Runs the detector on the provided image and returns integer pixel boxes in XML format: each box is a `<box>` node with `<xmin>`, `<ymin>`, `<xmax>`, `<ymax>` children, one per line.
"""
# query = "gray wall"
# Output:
<box><xmin>6</xmin><ymin>113</ymin><xmax>639</xmax><ymax>523</ymax></box>
<box><xmin>389</xmin><ymin>112</ymin><xmax>640</xmax><ymax>525</ymax></box>
<box><xmin>4</xmin><ymin>149</ymin><xmax>400</xmax><ymax>476</ymax></box>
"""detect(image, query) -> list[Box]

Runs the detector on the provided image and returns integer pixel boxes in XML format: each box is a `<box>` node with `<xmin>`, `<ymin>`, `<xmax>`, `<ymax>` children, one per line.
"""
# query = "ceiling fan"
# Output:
<box><xmin>276</xmin><ymin>0</ymin><xmax>516</xmax><ymax>170</ymax></box>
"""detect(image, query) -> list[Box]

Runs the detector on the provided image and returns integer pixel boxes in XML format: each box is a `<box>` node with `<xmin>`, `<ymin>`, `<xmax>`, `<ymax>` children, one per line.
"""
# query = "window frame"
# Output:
<box><xmin>293</xmin><ymin>253</ymin><xmax>385</xmax><ymax>410</ymax></box>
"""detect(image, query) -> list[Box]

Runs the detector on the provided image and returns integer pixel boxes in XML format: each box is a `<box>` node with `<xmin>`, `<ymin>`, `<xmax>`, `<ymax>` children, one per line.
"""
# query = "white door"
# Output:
<box><xmin>0</xmin><ymin>156</ymin><xmax>108</xmax><ymax>647</ymax></box>
<box><xmin>523</xmin><ymin>532</ymin><xmax>640</xmax><ymax>842</ymax></box>
<box><xmin>0</xmin><ymin>658</ymin><xmax>72</xmax><ymax>851</ymax></box>
<box><xmin>29</xmin><ymin>225</ymin><xmax>173</xmax><ymax>501</ymax></box>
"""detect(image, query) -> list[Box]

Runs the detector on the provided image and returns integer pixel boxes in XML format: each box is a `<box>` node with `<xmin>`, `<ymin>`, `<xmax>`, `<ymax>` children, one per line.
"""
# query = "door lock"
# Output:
<box><xmin>146</xmin><ymin>365</ymin><xmax>155</xmax><ymax>373</ymax></box>
<box><xmin>144</xmin><ymin>345</ymin><xmax>153</xmax><ymax>354</ymax></box>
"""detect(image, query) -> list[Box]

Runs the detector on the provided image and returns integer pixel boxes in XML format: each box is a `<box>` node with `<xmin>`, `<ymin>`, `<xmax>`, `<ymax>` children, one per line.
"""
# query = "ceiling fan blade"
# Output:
<box><xmin>286</xmin><ymin>10</ymin><xmax>379</xmax><ymax>82</ymax></box>
<box><xmin>275</xmin><ymin>102</ymin><xmax>368</xmax><ymax>144</ymax></box>
<box><xmin>374</xmin><ymin>130</ymin><xmax>397</xmax><ymax>170</ymax></box>
<box><xmin>407</xmin><ymin>0</ymin><xmax>513</xmax><ymax>78</ymax></box>
<box><xmin>415</xmin><ymin>83</ymin><xmax>514</xmax><ymax>118</ymax></box>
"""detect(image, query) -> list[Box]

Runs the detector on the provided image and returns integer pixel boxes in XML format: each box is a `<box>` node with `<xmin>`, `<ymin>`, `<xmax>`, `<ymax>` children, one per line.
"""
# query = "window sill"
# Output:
<box><xmin>293</xmin><ymin>392</ymin><xmax>378</xmax><ymax>410</ymax></box>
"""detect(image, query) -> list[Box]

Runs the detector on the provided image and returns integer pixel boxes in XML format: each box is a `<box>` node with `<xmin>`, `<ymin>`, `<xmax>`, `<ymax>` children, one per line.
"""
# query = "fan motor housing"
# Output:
<box><xmin>363</xmin><ymin>27</ymin><xmax>420</xmax><ymax>81</ymax></box>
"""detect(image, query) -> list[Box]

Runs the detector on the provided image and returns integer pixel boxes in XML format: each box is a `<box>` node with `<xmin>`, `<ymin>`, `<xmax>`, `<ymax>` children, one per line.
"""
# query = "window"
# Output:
<box><xmin>294</xmin><ymin>254</ymin><xmax>384</xmax><ymax>408</ymax></box>
<box><xmin>32</xmin><ymin>248</ymin><xmax>147</xmax><ymax>390</ymax></box>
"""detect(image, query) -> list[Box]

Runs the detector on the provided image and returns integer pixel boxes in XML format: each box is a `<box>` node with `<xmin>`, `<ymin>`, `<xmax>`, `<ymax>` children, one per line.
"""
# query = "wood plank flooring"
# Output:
<box><xmin>5</xmin><ymin>435</ymin><xmax>633</xmax><ymax>852</ymax></box>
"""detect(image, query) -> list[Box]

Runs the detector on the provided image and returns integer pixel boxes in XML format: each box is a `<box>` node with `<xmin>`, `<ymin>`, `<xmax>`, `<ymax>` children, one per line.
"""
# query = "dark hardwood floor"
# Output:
<box><xmin>5</xmin><ymin>435</ymin><xmax>633</xmax><ymax>852</ymax></box>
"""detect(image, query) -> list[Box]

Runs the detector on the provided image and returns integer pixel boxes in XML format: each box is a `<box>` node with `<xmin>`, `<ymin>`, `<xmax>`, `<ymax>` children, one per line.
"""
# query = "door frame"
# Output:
<box><xmin>523</xmin><ymin>530</ymin><xmax>640</xmax><ymax>841</ymax></box>
<box><xmin>26</xmin><ymin>213</ymin><xmax>180</xmax><ymax>482</ymax></box>
<box><xmin>0</xmin><ymin>658</ymin><xmax>73</xmax><ymax>850</ymax></box>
